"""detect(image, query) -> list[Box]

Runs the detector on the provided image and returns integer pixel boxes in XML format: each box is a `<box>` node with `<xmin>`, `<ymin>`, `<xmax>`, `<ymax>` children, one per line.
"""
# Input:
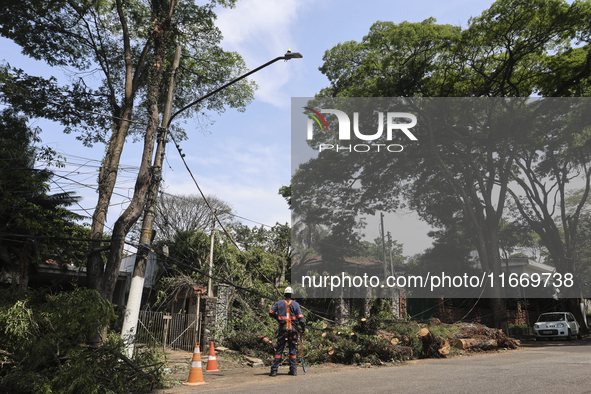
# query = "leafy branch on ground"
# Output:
<box><xmin>0</xmin><ymin>287</ymin><xmax>166</xmax><ymax>394</ymax></box>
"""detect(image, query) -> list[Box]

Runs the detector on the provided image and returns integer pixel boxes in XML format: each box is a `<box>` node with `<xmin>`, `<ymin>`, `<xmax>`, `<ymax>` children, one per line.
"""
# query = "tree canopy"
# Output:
<box><xmin>0</xmin><ymin>108</ymin><xmax>86</xmax><ymax>287</ymax></box>
<box><xmin>0</xmin><ymin>0</ymin><xmax>257</xmax><ymax>302</ymax></box>
<box><xmin>292</xmin><ymin>0</ymin><xmax>591</xmax><ymax>329</ymax></box>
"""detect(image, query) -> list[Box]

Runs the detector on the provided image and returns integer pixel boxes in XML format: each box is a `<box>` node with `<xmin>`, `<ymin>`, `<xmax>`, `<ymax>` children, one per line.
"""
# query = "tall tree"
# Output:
<box><xmin>294</xmin><ymin>0</ymin><xmax>591</xmax><ymax>329</ymax></box>
<box><xmin>0</xmin><ymin>0</ymin><xmax>255</xmax><ymax>301</ymax></box>
<box><xmin>0</xmin><ymin>108</ymin><xmax>84</xmax><ymax>287</ymax></box>
<box><xmin>152</xmin><ymin>193</ymin><xmax>235</xmax><ymax>242</ymax></box>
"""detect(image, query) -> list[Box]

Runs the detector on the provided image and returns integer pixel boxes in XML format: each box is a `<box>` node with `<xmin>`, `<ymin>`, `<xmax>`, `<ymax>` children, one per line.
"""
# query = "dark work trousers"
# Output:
<box><xmin>270</xmin><ymin>329</ymin><xmax>298</xmax><ymax>373</ymax></box>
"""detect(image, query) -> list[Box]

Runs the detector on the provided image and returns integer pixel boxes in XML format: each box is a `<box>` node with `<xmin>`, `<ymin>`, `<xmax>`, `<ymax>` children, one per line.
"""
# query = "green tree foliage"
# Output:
<box><xmin>0</xmin><ymin>287</ymin><xmax>163</xmax><ymax>394</ymax></box>
<box><xmin>0</xmin><ymin>0</ymin><xmax>256</xmax><ymax>302</ymax></box>
<box><xmin>0</xmin><ymin>0</ymin><xmax>253</xmax><ymax>144</ymax></box>
<box><xmin>152</xmin><ymin>223</ymin><xmax>291</xmax><ymax>337</ymax></box>
<box><xmin>356</xmin><ymin>237</ymin><xmax>405</xmax><ymax>265</ymax></box>
<box><xmin>294</xmin><ymin>0</ymin><xmax>591</xmax><ymax>329</ymax></box>
<box><xmin>0</xmin><ymin>109</ymin><xmax>87</xmax><ymax>285</ymax></box>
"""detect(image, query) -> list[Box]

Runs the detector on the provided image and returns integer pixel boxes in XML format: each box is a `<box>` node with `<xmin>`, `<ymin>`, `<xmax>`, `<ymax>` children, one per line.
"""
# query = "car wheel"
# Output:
<box><xmin>577</xmin><ymin>330</ymin><xmax>582</xmax><ymax>340</ymax></box>
<box><xmin>567</xmin><ymin>329</ymin><xmax>572</xmax><ymax>341</ymax></box>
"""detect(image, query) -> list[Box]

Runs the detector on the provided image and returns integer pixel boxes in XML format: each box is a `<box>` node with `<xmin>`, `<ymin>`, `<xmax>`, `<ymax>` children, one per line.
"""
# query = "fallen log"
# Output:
<box><xmin>376</xmin><ymin>330</ymin><xmax>409</xmax><ymax>346</ymax></box>
<box><xmin>453</xmin><ymin>338</ymin><xmax>497</xmax><ymax>351</ymax></box>
<box><xmin>452</xmin><ymin>322</ymin><xmax>520</xmax><ymax>350</ymax></box>
<box><xmin>427</xmin><ymin>338</ymin><xmax>450</xmax><ymax>357</ymax></box>
<box><xmin>438</xmin><ymin>340</ymin><xmax>451</xmax><ymax>356</ymax></box>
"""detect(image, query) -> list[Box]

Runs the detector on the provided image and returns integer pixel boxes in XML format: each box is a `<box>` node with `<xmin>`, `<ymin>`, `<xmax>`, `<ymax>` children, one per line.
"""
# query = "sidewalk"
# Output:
<box><xmin>153</xmin><ymin>349</ymin><xmax>388</xmax><ymax>393</ymax></box>
<box><xmin>152</xmin><ymin>341</ymin><xmax>534</xmax><ymax>393</ymax></box>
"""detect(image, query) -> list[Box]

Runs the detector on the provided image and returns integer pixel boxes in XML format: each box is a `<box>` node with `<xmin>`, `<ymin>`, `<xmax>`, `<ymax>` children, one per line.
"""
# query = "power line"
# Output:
<box><xmin>4</xmin><ymin>86</ymin><xmax>287</xmax><ymax>295</ymax></box>
<box><xmin>167</xmin><ymin>132</ymin><xmax>283</xmax><ymax>297</ymax></box>
<box><xmin>5</xmin><ymin>90</ymin><xmax>283</xmax><ymax>233</ymax></box>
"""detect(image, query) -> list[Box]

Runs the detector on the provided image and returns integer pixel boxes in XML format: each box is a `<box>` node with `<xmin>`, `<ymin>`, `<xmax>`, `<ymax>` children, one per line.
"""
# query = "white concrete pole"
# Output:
<box><xmin>121</xmin><ymin>46</ymin><xmax>181</xmax><ymax>358</ymax></box>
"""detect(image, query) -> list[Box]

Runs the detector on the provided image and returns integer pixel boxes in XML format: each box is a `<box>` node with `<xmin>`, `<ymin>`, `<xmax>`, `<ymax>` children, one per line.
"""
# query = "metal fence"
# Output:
<box><xmin>136</xmin><ymin>310</ymin><xmax>199</xmax><ymax>351</ymax></box>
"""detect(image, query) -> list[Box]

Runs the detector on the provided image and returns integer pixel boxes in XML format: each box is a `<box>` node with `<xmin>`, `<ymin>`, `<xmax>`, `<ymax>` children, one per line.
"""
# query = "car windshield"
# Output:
<box><xmin>538</xmin><ymin>313</ymin><xmax>565</xmax><ymax>322</ymax></box>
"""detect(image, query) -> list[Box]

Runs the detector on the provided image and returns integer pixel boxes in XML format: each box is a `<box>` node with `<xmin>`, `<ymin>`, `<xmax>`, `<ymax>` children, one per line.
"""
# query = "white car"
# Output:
<box><xmin>534</xmin><ymin>312</ymin><xmax>582</xmax><ymax>341</ymax></box>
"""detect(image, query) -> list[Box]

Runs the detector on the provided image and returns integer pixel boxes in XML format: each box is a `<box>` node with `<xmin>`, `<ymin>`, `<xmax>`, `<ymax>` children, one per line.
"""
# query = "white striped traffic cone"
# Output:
<box><xmin>183</xmin><ymin>343</ymin><xmax>207</xmax><ymax>386</ymax></box>
<box><xmin>206</xmin><ymin>341</ymin><xmax>219</xmax><ymax>372</ymax></box>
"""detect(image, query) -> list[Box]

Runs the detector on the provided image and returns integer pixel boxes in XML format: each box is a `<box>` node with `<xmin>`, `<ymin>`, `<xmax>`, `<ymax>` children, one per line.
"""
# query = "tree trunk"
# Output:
<box><xmin>87</xmin><ymin>116</ymin><xmax>133</xmax><ymax>300</ymax></box>
<box><xmin>567</xmin><ymin>297</ymin><xmax>588</xmax><ymax>335</ymax></box>
<box><xmin>453</xmin><ymin>338</ymin><xmax>497</xmax><ymax>351</ymax></box>
<box><xmin>367</xmin><ymin>341</ymin><xmax>413</xmax><ymax>360</ymax></box>
<box><xmin>86</xmin><ymin>0</ymin><xmax>151</xmax><ymax>301</ymax></box>
<box><xmin>89</xmin><ymin>0</ymin><xmax>171</xmax><ymax>303</ymax></box>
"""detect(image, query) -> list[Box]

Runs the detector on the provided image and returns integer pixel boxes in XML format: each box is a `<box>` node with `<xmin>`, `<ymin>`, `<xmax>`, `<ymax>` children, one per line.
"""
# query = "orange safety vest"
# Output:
<box><xmin>284</xmin><ymin>299</ymin><xmax>293</xmax><ymax>330</ymax></box>
<box><xmin>269</xmin><ymin>298</ymin><xmax>304</xmax><ymax>330</ymax></box>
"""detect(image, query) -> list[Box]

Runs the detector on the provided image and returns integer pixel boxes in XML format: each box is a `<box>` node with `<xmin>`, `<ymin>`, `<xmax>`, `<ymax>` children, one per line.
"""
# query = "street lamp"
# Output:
<box><xmin>167</xmin><ymin>50</ymin><xmax>303</xmax><ymax>127</ymax></box>
<box><xmin>121</xmin><ymin>49</ymin><xmax>303</xmax><ymax>357</ymax></box>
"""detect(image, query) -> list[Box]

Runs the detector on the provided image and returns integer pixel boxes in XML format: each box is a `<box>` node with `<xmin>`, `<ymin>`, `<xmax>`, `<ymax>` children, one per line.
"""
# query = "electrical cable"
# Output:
<box><xmin>167</xmin><ymin>131</ymin><xmax>284</xmax><ymax>297</ymax></box>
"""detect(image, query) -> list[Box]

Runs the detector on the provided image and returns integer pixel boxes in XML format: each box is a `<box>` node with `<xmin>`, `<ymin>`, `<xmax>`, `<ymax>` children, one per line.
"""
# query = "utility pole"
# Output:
<box><xmin>387</xmin><ymin>231</ymin><xmax>394</xmax><ymax>276</ymax></box>
<box><xmin>207</xmin><ymin>210</ymin><xmax>215</xmax><ymax>297</ymax></box>
<box><xmin>120</xmin><ymin>49</ymin><xmax>303</xmax><ymax>357</ymax></box>
<box><xmin>121</xmin><ymin>46</ymin><xmax>181</xmax><ymax>357</ymax></box>
<box><xmin>380</xmin><ymin>212</ymin><xmax>387</xmax><ymax>278</ymax></box>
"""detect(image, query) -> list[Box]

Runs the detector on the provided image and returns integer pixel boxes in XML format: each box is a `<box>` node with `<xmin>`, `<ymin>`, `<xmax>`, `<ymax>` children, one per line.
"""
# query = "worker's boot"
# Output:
<box><xmin>269</xmin><ymin>371</ymin><xmax>277</xmax><ymax>377</ymax></box>
<box><xmin>288</xmin><ymin>370</ymin><xmax>297</xmax><ymax>376</ymax></box>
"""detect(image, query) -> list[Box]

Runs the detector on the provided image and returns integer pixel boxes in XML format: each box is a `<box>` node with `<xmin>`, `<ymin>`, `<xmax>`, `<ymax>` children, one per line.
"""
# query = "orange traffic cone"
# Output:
<box><xmin>206</xmin><ymin>341</ymin><xmax>219</xmax><ymax>372</ymax></box>
<box><xmin>183</xmin><ymin>343</ymin><xmax>207</xmax><ymax>386</ymax></box>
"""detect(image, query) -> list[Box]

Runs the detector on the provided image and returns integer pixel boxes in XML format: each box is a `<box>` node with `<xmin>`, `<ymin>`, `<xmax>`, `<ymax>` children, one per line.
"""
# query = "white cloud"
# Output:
<box><xmin>216</xmin><ymin>0</ymin><xmax>312</xmax><ymax>106</ymax></box>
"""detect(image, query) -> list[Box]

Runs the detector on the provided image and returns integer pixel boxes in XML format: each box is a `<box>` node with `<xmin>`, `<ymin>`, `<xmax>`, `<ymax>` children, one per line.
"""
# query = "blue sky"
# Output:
<box><xmin>1</xmin><ymin>0</ymin><xmax>496</xmax><ymax>256</ymax></box>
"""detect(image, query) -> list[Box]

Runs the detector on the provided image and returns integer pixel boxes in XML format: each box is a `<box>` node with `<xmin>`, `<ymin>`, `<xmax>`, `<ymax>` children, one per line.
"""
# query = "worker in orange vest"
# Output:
<box><xmin>268</xmin><ymin>286</ymin><xmax>306</xmax><ymax>376</ymax></box>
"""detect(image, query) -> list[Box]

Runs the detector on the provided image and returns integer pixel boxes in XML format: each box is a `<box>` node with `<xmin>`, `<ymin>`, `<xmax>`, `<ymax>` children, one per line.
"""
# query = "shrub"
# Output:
<box><xmin>0</xmin><ymin>287</ymin><xmax>164</xmax><ymax>393</ymax></box>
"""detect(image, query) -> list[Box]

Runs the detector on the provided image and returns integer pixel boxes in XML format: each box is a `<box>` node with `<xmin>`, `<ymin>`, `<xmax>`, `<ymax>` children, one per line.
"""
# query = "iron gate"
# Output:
<box><xmin>136</xmin><ymin>310</ymin><xmax>199</xmax><ymax>351</ymax></box>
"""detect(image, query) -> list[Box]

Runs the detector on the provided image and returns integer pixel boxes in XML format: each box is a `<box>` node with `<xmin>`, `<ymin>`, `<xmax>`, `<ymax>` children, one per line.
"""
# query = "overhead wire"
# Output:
<box><xmin>4</xmin><ymin>83</ymin><xmax>288</xmax><ymax>299</ymax></box>
<box><xmin>167</xmin><ymin>131</ymin><xmax>284</xmax><ymax>297</ymax></box>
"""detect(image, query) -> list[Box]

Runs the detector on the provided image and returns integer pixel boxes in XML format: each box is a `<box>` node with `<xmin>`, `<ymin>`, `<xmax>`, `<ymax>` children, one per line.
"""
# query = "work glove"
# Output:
<box><xmin>300</xmin><ymin>323</ymin><xmax>306</xmax><ymax>334</ymax></box>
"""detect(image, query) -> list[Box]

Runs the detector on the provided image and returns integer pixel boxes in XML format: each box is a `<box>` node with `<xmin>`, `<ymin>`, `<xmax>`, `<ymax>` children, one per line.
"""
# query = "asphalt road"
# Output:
<box><xmin>173</xmin><ymin>340</ymin><xmax>591</xmax><ymax>394</ymax></box>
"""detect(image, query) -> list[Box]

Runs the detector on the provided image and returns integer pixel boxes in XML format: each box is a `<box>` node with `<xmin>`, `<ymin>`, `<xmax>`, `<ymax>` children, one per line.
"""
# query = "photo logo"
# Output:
<box><xmin>304</xmin><ymin>108</ymin><xmax>418</xmax><ymax>153</ymax></box>
<box><xmin>303</xmin><ymin>107</ymin><xmax>329</xmax><ymax>135</ymax></box>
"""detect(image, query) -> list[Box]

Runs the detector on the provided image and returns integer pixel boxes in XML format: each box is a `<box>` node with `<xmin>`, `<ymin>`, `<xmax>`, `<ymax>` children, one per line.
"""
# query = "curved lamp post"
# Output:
<box><xmin>167</xmin><ymin>50</ymin><xmax>303</xmax><ymax>127</ymax></box>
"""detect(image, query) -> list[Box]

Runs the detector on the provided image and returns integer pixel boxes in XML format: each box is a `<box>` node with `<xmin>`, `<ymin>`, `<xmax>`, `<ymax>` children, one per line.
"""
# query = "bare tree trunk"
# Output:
<box><xmin>87</xmin><ymin>117</ymin><xmax>133</xmax><ymax>298</ymax></box>
<box><xmin>87</xmin><ymin>0</ymin><xmax>152</xmax><ymax>301</ymax></box>
<box><xmin>89</xmin><ymin>2</ymin><xmax>172</xmax><ymax>301</ymax></box>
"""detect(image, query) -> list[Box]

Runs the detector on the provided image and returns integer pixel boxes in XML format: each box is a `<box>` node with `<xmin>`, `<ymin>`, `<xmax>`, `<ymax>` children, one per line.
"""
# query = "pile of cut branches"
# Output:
<box><xmin>0</xmin><ymin>287</ymin><xmax>165</xmax><ymax>394</ymax></box>
<box><xmin>223</xmin><ymin>318</ymin><xmax>520</xmax><ymax>366</ymax></box>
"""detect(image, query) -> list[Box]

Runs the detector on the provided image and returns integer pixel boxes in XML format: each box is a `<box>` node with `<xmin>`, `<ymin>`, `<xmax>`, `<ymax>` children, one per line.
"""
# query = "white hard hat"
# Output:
<box><xmin>284</xmin><ymin>286</ymin><xmax>293</xmax><ymax>294</ymax></box>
